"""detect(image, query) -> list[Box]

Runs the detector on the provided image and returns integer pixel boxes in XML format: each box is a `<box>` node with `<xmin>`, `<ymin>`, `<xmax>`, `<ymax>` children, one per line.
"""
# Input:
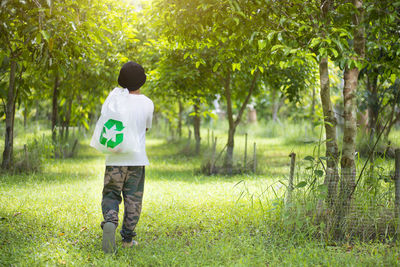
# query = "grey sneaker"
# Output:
<box><xmin>102</xmin><ymin>222</ymin><xmax>116</xmax><ymax>254</ymax></box>
<box><xmin>122</xmin><ymin>240</ymin><xmax>139</xmax><ymax>248</ymax></box>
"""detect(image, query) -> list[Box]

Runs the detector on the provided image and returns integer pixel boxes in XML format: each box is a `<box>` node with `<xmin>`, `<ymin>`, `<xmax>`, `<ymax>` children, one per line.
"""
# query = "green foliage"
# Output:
<box><xmin>1</xmin><ymin>0</ymin><xmax>400</xmax><ymax>262</ymax></box>
<box><xmin>282</xmin><ymin>124</ymin><xmax>399</xmax><ymax>241</ymax></box>
<box><xmin>0</xmin><ymin>0</ymin><xmax>144</xmax><ymax>132</ymax></box>
<box><xmin>356</xmin><ymin>127</ymin><xmax>396</xmax><ymax>158</ymax></box>
<box><xmin>6</xmin><ymin>133</ymin><xmax>53</xmax><ymax>174</ymax></box>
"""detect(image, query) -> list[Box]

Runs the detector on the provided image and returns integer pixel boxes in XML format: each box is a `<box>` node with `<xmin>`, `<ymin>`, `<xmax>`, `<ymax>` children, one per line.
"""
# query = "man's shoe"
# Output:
<box><xmin>102</xmin><ymin>222</ymin><xmax>116</xmax><ymax>254</ymax></box>
<box><xmin>122</xmin><ymin>240</ymin><xmax>139</xmax><ymax>248</ymax></box>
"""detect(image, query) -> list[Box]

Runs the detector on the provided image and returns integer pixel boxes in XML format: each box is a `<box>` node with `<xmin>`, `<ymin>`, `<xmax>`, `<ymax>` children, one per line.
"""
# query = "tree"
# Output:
<box><xmin>0</xmin><ymin>0</ymin><xmax>143</xmax><ymax>163</ymax></box>
<box><xmin>152</xmin><ymin>0</ymin><xmax>267</xmax><ymax>171</ymax></box>
<box><xmin>0</xmin><ymin>0</ymin><xmax>42</xmax><ymax>169</ymax></box>
<box><xmin>146</xmin><ymin>45</ymin><xmax>215</xmax><ymax>153</ymax></box>
<box><xmin>360</xmin><ymin>0</ymin><xmax>400</xmax><ymax>141</ymax></box>
<box><xmin>334</xmin><ymin>0</ymin><xmax>365</xmax><ymax>235</ymax></box>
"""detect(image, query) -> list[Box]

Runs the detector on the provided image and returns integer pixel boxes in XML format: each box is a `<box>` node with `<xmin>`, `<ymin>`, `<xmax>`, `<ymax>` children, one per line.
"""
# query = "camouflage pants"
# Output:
<box><xmin>101</xmin><ymin>166</ymin><xmax>145</xmax><ymax>242</ymax></box>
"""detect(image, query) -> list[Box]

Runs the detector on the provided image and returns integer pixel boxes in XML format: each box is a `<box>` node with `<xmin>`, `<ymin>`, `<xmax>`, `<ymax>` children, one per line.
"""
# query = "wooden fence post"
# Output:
<box><xmin>286</xmin><ymin>152</ymin><xmax>296</xmax><ymax>206</ymax></box>
<box><xmin>244</xmin><ymin>133</ymin><xmax>248</xmax><ymax>169</ymax></box>
<box><xmin>395</xmin><ymin>148</ymin><xmax>400</xmax><ymax>237</ymax></box>
<box><xmin>253</xmin><ymin>142</ymin><xmax>257</xmax><ymax>173</ymax></box>
<box><xmin>210</xmin><ymin>137</ymin><xmax>217</xmax><ymax>174</ymax></box>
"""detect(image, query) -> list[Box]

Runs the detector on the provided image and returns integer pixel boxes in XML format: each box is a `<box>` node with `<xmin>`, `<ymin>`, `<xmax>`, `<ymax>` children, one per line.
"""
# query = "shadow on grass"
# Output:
<box><xmin>0</xmin><ymin>170</ymin><xmax>100</xmax><ymax>186</ymax></box>
<box><xmin>0</xmin><ymin>138</ymin><xmax>292</xmax><ymax>186</ymax></box>
<box><xmin>147</xmin><ymin>167</ymin><xmax>248</xmax><ymax>183</ymax></box>
<box><xmin>146</xmin><ymin>139</ymin><xmax>292</xmax><ymax>182</ymax></box>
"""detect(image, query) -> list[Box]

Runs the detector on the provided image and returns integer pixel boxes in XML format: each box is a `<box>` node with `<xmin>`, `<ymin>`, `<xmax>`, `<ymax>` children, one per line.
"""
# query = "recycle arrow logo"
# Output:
<box><xmin>99</xmin><ymin>119</ymin><xmax>125</xmax><ymax>148</ymax></box>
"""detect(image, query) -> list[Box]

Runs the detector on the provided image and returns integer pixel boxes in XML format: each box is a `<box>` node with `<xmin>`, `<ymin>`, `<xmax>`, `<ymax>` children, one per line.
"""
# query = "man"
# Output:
<box><xmin>101</xmin><ymin>62</ymin><xmax>154</xmax><ymax>253</ymax></box>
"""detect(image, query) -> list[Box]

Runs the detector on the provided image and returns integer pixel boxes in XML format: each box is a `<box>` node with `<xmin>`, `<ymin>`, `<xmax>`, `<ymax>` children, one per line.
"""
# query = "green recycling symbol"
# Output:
<box><xmin>99</xmin><ymin>119</ymin><xmax>125</xmax><ymax>148</ymax></box>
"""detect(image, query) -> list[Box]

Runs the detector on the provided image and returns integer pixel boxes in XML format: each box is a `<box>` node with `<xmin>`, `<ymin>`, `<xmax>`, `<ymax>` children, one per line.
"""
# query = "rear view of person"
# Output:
<box><xmin>99</xmin><ymin>62</ymin><xmax>154</xmax><ymax>253</ymax></box>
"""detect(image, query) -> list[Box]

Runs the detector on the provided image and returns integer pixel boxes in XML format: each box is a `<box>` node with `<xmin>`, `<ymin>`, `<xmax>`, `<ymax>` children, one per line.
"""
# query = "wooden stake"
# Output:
<box><xmin>69</xmin><ymin>139</ymin><xmax>79</xmax><ymax>158</ymax></box>
<box><xmin>210</xmin><ymin>137</ymin><xmax>217</xmax><ymax>174</ymax></box>
<box><xmin>244</xmin><ymin>133</ymin><xmax>248</xmax><ymax>169</ymax></box>
<box><xmin>286</xmin><ymin>153</ymin><xmax>296</xmax><ymax>206</ymax></box>
<box><xmin>395</xmin><ymin>148</ymin><xmax>400</xmax><ymax>236</ymax></box>
<box><xmin>253</xmin><ymin>142</ymin><xmax>257</xmax><ymax>173</ymax></box>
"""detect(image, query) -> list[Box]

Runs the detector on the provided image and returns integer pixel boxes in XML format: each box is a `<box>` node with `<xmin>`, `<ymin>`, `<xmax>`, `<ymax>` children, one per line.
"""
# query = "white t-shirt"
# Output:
<box><xmin>105</xmin><ymin>93</ymin><xmax>154</xmax><ymax>166</ymax></box>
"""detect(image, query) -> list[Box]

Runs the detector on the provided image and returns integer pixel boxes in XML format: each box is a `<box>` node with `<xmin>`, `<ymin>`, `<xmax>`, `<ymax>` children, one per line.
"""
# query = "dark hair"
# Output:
<box><xmin>117</xmin><ymin>62</ymin><xmax>147</xmax><ymax>91</ymax></box>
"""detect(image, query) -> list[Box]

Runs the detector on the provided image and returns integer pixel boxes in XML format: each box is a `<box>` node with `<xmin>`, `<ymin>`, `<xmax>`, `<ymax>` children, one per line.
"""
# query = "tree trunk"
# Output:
<box><xmin>60</xmin><ymin>123</ymin><xmax>65</xmax><ymax>143</ymax></box>
<box><xmin>226</xmin><ymin>126</ymin><xmax>235</xmax><ymax>173</ymax></box>
<box><xmin>385</xmin><ymin>108</ymin><xmax>400</xmax><ymax>139</ymax></box>
<box><xmin>35</xmin><ymin>101</ymin><xmax>40</xmax><ymax>121</ymax></box>
<box><xmin>319</xmin><ymin>57</ymin><xmax>339</xmax><ymax>208</ymax></box>
<box><xmin>51</xmin><ymin>73</ymin><xmax>59</xmax><ymax>143</ymax></box>
<box><xmin>224</xmin><ymin>70</ymin><xmax>258</xmax><ymax>173</ymax></box>
<box><xmin>65</xmin><ymin>98</ymin><xmax>73</xmax><ymax>140</ymax></box>
<box><xmin>23</xmin><ymin>104</ymin><xmax>27</xmax><ymax>130</ymax></box>
<box><xmin>333</xmin><ymin>0</ymin><xmax>365</xmax><ymax>239</ymax></box>
<box><xmin>224</xmin><ymin>70</ymin><xmax>235</xmax><ymax>172</ymax></box>
<box><xmin>2</xmin><ymin>60</ymin><xmax>17</xmax><ymax>169</ymax></box>
<box><xmin>271</xmin><ymin>90</ymin><xmax>280</xmax><ymax>122</ymax></box>
<box><xmin>169</xmin><ymin>120</ymin><xmax>175</xmax><ymax>139</ymax></box>
<box><xmin>310</xmin><ymin>85</ymin><xmax>316</xmax><ymax>128</ymax></box>
<box><xmin>336</xmin><ymin>67</ymin><xmax>359</xmax><ymax>228</ymax></box>
<box><xmin>395</xmin><ymin>149</ymin><xmax>400</xmax><ymax>234</ymax></box>
<box><xmin>318</xmin><ymin>0</ymin><xmax>340</xmax><ymax>210</ymax></box>
<box><xmin>193</xmin><ymin>101</ymin><xmax>201</xmax><ymax>154</ymax></box>
<box><xmin>178</xmin><ymin>100</ymin><xmax>183</xmax><ymax>139</ymax></box>
<box><xmin>367</xmin><ymin>73</ymin><xmax>378</xmax><ymax>141</ymax></box>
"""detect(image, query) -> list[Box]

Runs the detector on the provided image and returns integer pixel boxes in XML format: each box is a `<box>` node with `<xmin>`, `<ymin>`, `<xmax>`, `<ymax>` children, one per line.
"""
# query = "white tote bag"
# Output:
<box><xmin>90</xmin><ymin>88</ymin><xmax>141</xmax><ymax>154</ymax></box>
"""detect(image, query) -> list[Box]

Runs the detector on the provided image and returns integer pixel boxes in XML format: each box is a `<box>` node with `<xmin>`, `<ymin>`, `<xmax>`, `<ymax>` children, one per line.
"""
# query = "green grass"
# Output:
<box><xmin>1</xmin><ymin>126</ymin><xmax>400</xmax><ymax>266</ymax></box>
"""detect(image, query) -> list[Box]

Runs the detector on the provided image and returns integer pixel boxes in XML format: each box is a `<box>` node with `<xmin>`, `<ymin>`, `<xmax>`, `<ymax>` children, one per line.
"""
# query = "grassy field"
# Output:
<box><xmin>0</xmin><ymin>124</ymin><xmax>399</xmax><ymax>266</ymax></box>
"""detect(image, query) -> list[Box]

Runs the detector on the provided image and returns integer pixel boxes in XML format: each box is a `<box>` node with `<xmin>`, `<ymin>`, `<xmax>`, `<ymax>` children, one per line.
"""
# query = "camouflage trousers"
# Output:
<box><xmin>101</xmin><ymin>166</ymin><xmax>145</xmax><ymax>242</ymax></box>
